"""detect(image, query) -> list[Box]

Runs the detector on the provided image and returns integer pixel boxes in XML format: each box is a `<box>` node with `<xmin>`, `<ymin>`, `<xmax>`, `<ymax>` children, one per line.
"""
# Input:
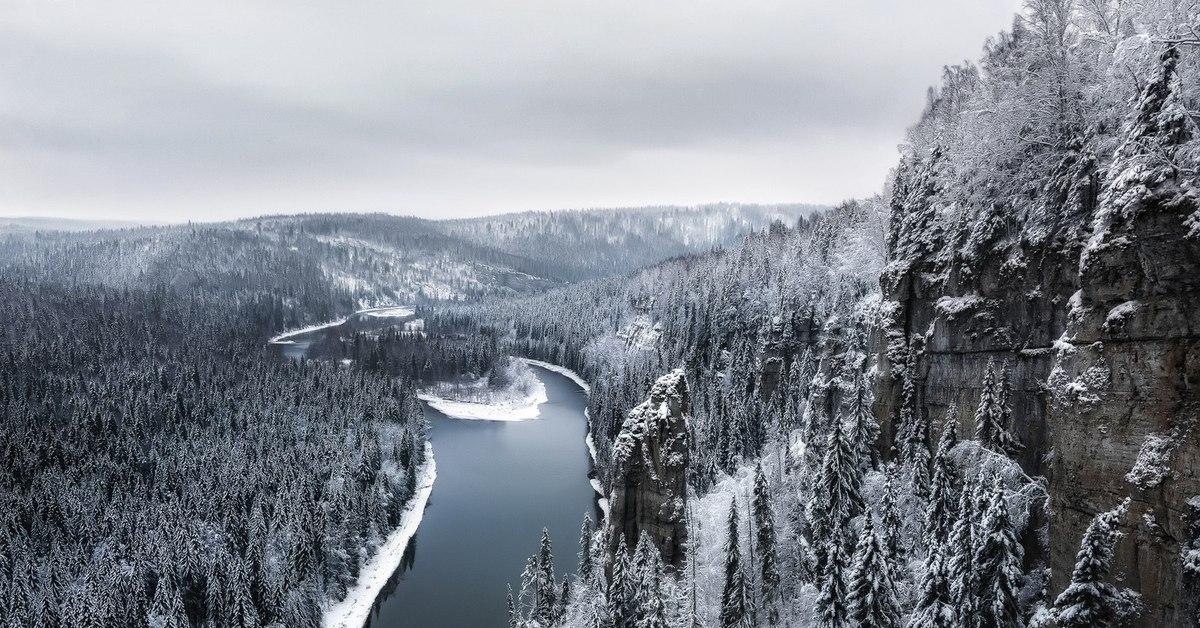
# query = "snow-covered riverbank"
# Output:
<box><xmin>418</xmin><ymin>380</ymin><xmax>547</xmax><ymax>421</ymax></box>
<box><xmin>518</xmin><ymin>359</ymin><xmax>609</xmax><ymax>516</ymax></box>
<box><xmin>269</xmin><ymin>305</ymin><xmax>416</xmax><ymax>345</ymax></box>
<box><xmin>521</xmin><ymin>358</ymin><xmax>591</xmax><ymax>393</ymax></box>
<box><xmin>322</xmin><ymin>443</ymin><xmax>437</xmax><ymax>628</ymax></box>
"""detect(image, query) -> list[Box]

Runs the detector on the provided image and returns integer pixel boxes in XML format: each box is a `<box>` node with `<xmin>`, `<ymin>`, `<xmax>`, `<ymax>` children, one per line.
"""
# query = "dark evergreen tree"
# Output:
<box><xmin>907</xmin><ymin>540</ymin><xmax>957</xmax><ymax>628</ymax></box>
<box><xmin>948</xmin><ymin>484</ymin><xmax>978</xmax><ymax>628</ymax></box>
<box><xmin>974</xmin><ymin>477</ymin><xmax>1022</xmax><ymax>628</ymax></box>
<box><xmin>534</xmin><ymin>528</ymin><xmax>560</xmax><ymax>626</ymax></box>
<box><xmin>579</xmin><ymin>514</ymin><xmax>596</xmax><ymax>585</ymax></box>
<box><xmin>925</xmin><ymin>414</ymin><xmax>961</xmax><ymax>549</ymax></box>
<box><xmin>814</xmin><ymin>534</ymin><xmax>852</xmax><ymax>628</ymax></box>
<box><xmin>1053</xmin><ymin>499</ymin><xmax>1140</xmax><ymax>627</ymax></box>
<box><xmin>719</xmin><ymin>502</ymin><xmax>749</xmax><ymax>628</ymax></box>
<box><xmin>849</xmin><ymin>372</ymin><xmax>880</xmax><ymax>471</ymax></box>
<box><xmin>811</xmin><ymin>418</ymin><xmax>863</xmax><ymax>550</ymax></box>
<box><xmin>752</xmin><ymin>464</ymin><xmax>781</xmax><ymax>626</ymax></box>
<box><xmin>975</xmin><ymin>361</ymin><xmax>1020</xmax><ymax>456</ymax></box>
<box><xmin>848</xmin><ymin>511</ymin><xmax>902</xmax><ymax>628</ymax></box>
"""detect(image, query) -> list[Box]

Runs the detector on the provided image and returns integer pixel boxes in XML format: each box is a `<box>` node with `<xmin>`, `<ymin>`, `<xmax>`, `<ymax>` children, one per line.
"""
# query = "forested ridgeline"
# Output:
<box><xmin>440</xmin><ymin>3</ymin><xmax>1200</xmax><ymax>626</ymax></box>
<box><xmin>0</xmin><ymin>267</ymin><xmax>429</xmax><ymax>628</ymax></box>
<box><xmin>0</xmin><ymin>205</ymin><xmax>813</xmax><ymax>312</ymax></box>
<box><xmin>442</xmin><ymin>203</ymin><xmax>821</xmax><ymax>282</ymax></box>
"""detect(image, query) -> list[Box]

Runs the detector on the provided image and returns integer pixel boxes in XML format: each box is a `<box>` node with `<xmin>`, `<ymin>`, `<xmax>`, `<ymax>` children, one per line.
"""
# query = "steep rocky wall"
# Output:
<box><xmin>606</xmin><ymin>369</ymin><xmax>692</xmax><ymax>572</ymax></box>
<box><xmin>875</xmin><ymin>49</ymin><xmax>1200</xmax><ymax>627</ymax></box>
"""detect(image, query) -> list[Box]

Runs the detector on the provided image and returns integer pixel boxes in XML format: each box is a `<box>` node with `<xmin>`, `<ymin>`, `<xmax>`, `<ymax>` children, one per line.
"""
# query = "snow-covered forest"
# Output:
<box><xmin>441</xmin><ymin>2</ymin><xmax>1200</xmax><ymax>626</ymax></box>
<box><xmin>1</xmin><ymin>0</ymin><xmax>1198</xmax><ymax>627</ymax></box>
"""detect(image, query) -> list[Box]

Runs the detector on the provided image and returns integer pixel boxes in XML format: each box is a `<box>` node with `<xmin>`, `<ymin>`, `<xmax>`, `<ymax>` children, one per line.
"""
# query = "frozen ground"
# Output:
<box><xmin>419</xmin><ymin>359</ymin><xmax>547</xmax><ymax>421</ymax></box>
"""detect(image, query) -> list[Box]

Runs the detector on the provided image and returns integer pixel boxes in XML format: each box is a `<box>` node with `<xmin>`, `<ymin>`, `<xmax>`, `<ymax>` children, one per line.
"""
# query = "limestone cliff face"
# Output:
<box><xmin>876</xmin><ymin>48</ymin><xmax>1200</xmax><ymax>625</ymax></box>
<box><xmin>1045</xmin><ymin>48</ymin><xmax>1200</xmax><ymax>625</ymax></box>
<box><xmin>607</xmin><ymin>369</ymin><xmax>691</xmax><ymax>572</ymax></box>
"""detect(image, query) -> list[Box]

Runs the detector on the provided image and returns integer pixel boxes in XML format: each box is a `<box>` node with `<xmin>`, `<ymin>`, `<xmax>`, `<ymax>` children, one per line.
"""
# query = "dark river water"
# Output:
<box><xmin>270</xmin><ymin>313</ymin><xmax>599</xmax><ymax>627</ymax></box>
<box><xmin>366</xmin><ymin>366</ymin><xmax>599</xmax><ymax>627</ymax></box>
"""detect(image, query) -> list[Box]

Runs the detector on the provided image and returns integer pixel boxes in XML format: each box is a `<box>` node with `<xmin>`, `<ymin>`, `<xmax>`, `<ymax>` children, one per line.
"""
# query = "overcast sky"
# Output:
<box><xmin>0</xmin><ymin>0</ymin><xmax>1022</xmax><ymax>222</ymax></box>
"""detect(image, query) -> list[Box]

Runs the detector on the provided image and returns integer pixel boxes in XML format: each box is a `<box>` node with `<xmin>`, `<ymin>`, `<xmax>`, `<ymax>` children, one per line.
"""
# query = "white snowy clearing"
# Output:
<box><xmin>419</xmin><ymin>359</ymin><xmax>548</xmax><ymax>421</ymax></box>
<box><xmin>322</xmin><ymin>443</ymin><xmax>437</xmax><ymax>628</ymax></box>
<box><xmin>418</xmin><ymin>384</ymin><xmax>548</xmax><ymax>421</ymax></box>
<box><xmin>361</xmin><ymin>305</ymin><xmax>416</xmax><ymax>318</ymax></box>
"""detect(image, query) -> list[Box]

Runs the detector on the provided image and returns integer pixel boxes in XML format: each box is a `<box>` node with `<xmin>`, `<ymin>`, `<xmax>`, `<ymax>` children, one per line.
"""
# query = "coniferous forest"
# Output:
<box><xmin>2</xmin><ymin>1</ymin><xmax>1200</xmax><ymax>627</ymax></box>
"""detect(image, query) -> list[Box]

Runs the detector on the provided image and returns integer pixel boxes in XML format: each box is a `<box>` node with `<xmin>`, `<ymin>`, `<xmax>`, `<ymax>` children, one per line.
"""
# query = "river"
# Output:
<box><xmin>271</xmin><ymin>312</ymin><xmax>600</xmax><ymax>627</ymax></box>
<box><xmin>366</xmin><ymin>365</ymin><xmax>599</xmax><ymax>627</ymax></box>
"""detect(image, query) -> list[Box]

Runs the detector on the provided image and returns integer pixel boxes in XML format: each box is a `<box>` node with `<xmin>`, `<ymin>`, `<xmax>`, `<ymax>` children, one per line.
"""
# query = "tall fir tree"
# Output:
<box><xmin>752</xmin><ymin>464</ymin><xmax>781</xmax><ymax>626</ymax></box>
<box><xmin>849</xmin><ymin>372</ymin><xmax>880</xmax><ymax>472</ymax></box>
<box><xmin>881</xmin><ymin>464</ymin><xmax>905</xmax><ymax>573</ymax></box>
<box><xmin>814</xmin><ymin>532</ymin><xmax>852</xmax><ymax>628</ymax></box>
<box><xmin>634</xmin><ymin>534</ymin><xmax>668</xmax><ymax>628</ymax></box>
<box><xmin>720</xmin><ymin>501</ymin><xmax>750</xmax><ymax>628</ymax></box>
<box><xmin>811</xmin><ymin>418</ymin><xmax>863</xmax><ymax>552</ymax></box>
<box><xmin>609</xmin><ymin>536</ymin><xmax>633</xmax><ymax>628</ymax></box>
<box><xmin>948</xmin><ymin>484</ymin><xmax>978</xmax><ymax>628</ymax></box>
<box><xmin>848</xmin><ymin>511</ymin><xmax>902</xmax><ymax>628</ymax></box>
<box><xmin>974</xmin><ymin>476</ymin><xmax>1022</xmax><ymax>628</ymax></box>
<box><xmin>579</xmin><ymin>514</ymin><xmax>596</xmax><ymax>585</ymax></box>
<box><xmin>907</xmin><ymin>540</ymin><xmax>957</xmax><ymax>628</ymax></box>
<box><xmin>975</xmin><ymin>361</ymin><xmax>1020</xmax><ymax>456</ymax></box>
<box><xmin>535</xmin><ymin>528</ymin><xmax>560</xmax><ymax>626</ymax></box>
<box><xmin>1053</xmin><ymin>499</ymin><xmax>1140</xmax><ymax>627</ymax></box>
<box><xmin>924</xmin><ymin>414</ymin><xmax>961</xmax><ymax>550</ymax></box>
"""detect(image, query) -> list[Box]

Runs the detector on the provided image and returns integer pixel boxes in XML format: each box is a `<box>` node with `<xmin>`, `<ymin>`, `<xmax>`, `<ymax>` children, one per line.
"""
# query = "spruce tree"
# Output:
<box><xmin>849</xmin><ymin>373</ymin><xmax>880</xmax><ymax>472</ymax></box>
<box><xmin>719</xmin><ymin>501</ymin><xmax>749</xmax><ymax>628</ymax></box>
<box><xmin>579</xmin><ymin>514</ymin><xmax>596</xmax><ymax>585</ymax></box>
<box><xmin>881</xmin><ymin>463</ymin><xmax>905</xmax><ymax>573</ymax></box>
<box><xmin>1053</xmin><ymin>499</ymin><xmax>1139</xmax><ymax>627</ymax></box>
<box><xmin>948</xmin><ymin>485</ymin><xmax>977</xmax><ymax>628</ymax></box>
<box><xmin>752</xmin><ymin>464</ymin><xmax>781</xmax><ymax>626</ymax></box>
<box><xmin>974</xmin><ymin>476</ymin><xmax>1022</xmax><ymax>628</ymax></box>
<box><xmin>609</xmin><ymin>537</ymin><xmax>633</xmax><ymax>628</ymax></box>
<box><xmin>814</xmin><ymin>533</ymin><xmax>852</xmax><ymax>628</ymax></box>
<box><xmin>848</xmin><ymin>511</ymin><xmax>902</xmax><ymax>628</ymax></box>
<box><xmin>905</xmin><ymin>414</ymin><xmax>931</xmax><ymax>502</ymax></box>
<box><xmin>975</xmin><ymin>361</ymin><xmax>1020</xmax><ymax>456</ymax></box>
<box><xmin>812</xmin><ymin>418</ymin><xmax>863</xmax><ymax>549</ymax></box>
<box><xmin>907</xmin><ymin>540</ymin><xmax>957</xmax><ymax>628</ymax></box>
<box><xmin>635</xmin><ymin>537</ymin><xmax>668</xmax><ymax>628</ymax></box>
<box><xmin>534</xmin><ymin>528</ymin><xmax>559</xmax><ymax>626</ymax></box>
<box><xmin>148</xmin><ymin>574</ymin><xmax>189</xmax><ymax>628</ymax></box>
<box><xmin>924</xmin><ymin>415</ymin><xmax>960</xmax><ymax>550</ymax></box>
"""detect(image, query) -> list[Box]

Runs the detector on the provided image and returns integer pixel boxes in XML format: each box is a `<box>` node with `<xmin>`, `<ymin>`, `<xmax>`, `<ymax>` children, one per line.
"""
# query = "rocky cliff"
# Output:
<box><xmin>877</xmin><ymin>47</ymin><xmax>1200</xmax><ymax>625</ymax></box>
<box><xmin>606</xmin><ymin>369</ymin><xmax>692</xmax><ymax>572</ymax></box>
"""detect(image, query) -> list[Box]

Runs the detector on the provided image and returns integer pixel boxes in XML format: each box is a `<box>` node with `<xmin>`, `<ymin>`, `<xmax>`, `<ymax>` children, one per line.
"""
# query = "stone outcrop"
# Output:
<box><xmin>875</xmin><ymin>46</ymin><xmax>1199</xmax><ymax>628</ymax></box>
<box><xmin>606</xmin><ymin>368</ymin><xmax>691</xmax><ymax>572</ymax></box>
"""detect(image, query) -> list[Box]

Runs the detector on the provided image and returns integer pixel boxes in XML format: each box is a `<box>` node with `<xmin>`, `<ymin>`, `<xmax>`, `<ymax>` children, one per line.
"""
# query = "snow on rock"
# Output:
<box><xmin>1103</xmin><ymin>300</ymin><xmax>1140</xmax><ymax>333</ymax></box>
<box><xmin>1125</xmin><ymin>432</ymin><xmax>1176</xmax><ymax>490</ymax></box>
<box><xmin>608</xmin><ymin>369</ymin><xmax>691</xmax><ymax>570</ymax></box>
<box><xmin>934</xmin><ymin>293</ymin><xmax>986</xmax><ymax>318</ymax></box>
<box><xmin>322</xmin><ymin>443</ymin><xmax>436</xmax><ymax>628</ymax></box>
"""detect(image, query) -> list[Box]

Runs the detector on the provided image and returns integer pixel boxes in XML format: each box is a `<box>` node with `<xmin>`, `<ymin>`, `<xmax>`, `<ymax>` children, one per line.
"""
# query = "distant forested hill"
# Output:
<box><xmin>0</xmin><ymin>205</ymin><xmax>818</xmax><ymax>332</ymax></box>
<box><xmin>443</xmin><ymin>203</ymin><xmax>820</xmax><ymax>280</ymax></box>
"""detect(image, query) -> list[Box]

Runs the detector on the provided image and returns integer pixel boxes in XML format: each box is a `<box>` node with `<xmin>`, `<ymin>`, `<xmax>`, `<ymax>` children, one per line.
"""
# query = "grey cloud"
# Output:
<box><xmin>0</xmin><ymin>1</ymin><xmax>1023</xmax><ymax>220</ymax></box>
